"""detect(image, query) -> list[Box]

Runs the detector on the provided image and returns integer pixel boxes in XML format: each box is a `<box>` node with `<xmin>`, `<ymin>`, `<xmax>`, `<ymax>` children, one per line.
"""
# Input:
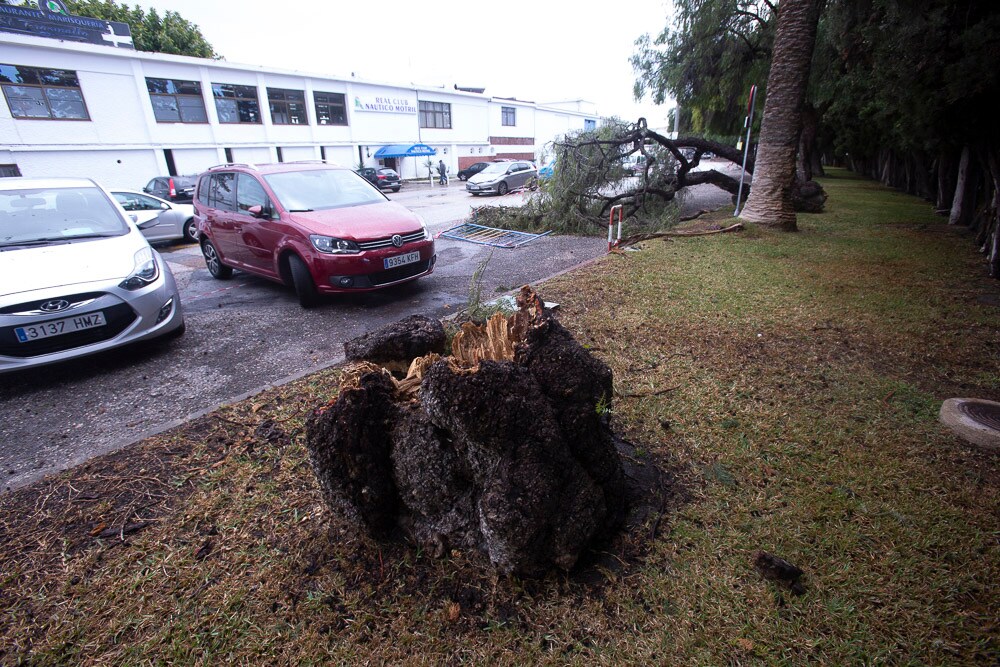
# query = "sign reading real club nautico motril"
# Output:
<box><xmin>353</xmin><ymin>95</ymin><xmax>416</xmax><ymax>114</ymax></box>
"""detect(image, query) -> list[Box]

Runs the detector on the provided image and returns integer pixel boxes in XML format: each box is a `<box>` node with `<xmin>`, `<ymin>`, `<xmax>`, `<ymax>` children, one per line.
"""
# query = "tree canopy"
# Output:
<box><xmin>64</xmin><ymin>0</ymin><xmax>219</xmax><ymax>58</ymax></box>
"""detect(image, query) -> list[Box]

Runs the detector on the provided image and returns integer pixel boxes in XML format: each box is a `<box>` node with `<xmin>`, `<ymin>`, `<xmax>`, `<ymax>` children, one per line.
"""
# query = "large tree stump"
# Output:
<box><xmin>305</xmin><ymin>287</ymin><xmax>628</xmax><ymax>577</ymax></box>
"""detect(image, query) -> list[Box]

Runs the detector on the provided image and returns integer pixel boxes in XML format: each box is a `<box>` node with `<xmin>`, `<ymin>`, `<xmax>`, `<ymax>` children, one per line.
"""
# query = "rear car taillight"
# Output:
<box><xmin>168</xmin><ymin>178</ymin><xmax>177</xmax><ymax>199</ymax></box>
<box><xmin>377</xmin><ymin>175</ymin><xmax>386</xmax><ymax>180</ymax></box>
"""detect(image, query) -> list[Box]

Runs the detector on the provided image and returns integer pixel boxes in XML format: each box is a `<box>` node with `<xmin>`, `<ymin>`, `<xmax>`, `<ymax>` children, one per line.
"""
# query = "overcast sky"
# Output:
<box><xmin>141</xmin><ymin>0</ymin><xmax>676</xmax><ymax>127</ymax></box>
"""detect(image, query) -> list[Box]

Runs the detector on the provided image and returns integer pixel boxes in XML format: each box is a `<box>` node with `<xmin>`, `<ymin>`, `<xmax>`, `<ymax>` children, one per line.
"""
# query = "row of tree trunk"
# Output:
<box><xmin>835</xmin><ymin>144</ymin><xmax>1000</xmax><ymax>277</ymax></box>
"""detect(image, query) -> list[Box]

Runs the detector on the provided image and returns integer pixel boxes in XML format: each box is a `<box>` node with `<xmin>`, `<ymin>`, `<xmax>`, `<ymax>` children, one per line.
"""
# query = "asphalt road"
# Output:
<box><xmin>1</xmin><ymin>170</ymin><xmax>737</xmax><ymax>491</ymax></box>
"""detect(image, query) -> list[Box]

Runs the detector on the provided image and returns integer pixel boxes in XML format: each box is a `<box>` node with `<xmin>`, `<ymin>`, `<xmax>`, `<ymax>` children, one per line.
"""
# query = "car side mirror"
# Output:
<box><xmin>248</xmin><ymin>204</ymin><xmax>273</xmax><ymax>219</ymax></box>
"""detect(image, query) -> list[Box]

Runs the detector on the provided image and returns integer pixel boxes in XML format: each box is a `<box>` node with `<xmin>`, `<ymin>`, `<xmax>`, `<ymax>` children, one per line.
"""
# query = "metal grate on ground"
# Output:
<box><xmin>438</xmin><ymin>223</ymin><xmax>552</xmax><ymax>248</ymax></box>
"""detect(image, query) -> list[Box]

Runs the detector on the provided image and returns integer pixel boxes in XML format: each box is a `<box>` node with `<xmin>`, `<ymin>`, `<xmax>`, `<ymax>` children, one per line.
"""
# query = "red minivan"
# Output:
<box><xmin>193</xmin><ymin>162</ymin><xmax>435</xmax><ymax>307</ymax></box>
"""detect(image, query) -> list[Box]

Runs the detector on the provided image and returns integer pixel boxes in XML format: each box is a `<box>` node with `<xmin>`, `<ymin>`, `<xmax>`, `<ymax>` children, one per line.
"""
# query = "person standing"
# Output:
<box><xmin>438</xmin><ymin>159</ymin><xmax>448</xmax><ymax>185</ymax></box>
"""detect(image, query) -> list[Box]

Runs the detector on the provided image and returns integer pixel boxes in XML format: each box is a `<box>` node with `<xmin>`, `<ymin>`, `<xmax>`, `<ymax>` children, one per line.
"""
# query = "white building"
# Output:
<box><xmin>0</xmin><ymin>31</ymin><xmax>600</xmax><ymax>185</ymax></box>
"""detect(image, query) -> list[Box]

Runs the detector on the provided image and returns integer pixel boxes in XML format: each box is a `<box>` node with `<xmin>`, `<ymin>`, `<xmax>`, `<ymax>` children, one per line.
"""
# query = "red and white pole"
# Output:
<box><xmin>608</xmin><ymin>205</ymin><xmax>624</xmax><ymax>251</ymax></box>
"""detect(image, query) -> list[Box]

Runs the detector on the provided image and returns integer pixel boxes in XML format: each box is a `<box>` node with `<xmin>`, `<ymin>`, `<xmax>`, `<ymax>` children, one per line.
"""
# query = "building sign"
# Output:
<box><xmin>353</xmin><ymin>95</ymin><xmax>416</xmax><ymax>114</ymax></box>
<box><xmin>0</xmin><ymin>1</ymin><xmax>134</xmax><ymax>49</ymax></box>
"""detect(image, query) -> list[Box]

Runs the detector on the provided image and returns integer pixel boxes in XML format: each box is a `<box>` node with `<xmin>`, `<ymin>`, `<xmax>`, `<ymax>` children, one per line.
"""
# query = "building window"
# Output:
<box><xmin>419</xmin><ymin>101</ymin><xmax>451</xmax><ymax>129</ymax></box>
<box><xmin>313</xmin><ymin>91</ymin><xmax>347</xmax><ymax>126</ymax></box>
<box><xmin>501</xmin><ymin>106</ymin><xmax>516</xmax><ymax>127</ymax></box>
<box><xmin>0</xmin><ymin>164</ymin><xmax>21</xmax><ymax>177</ymax></box>
<box><xmin>267</xmin><ymin>87</ymin><xmax>308</xmax><ymax>125</ymax></box>
<box><xmin>584</xmin><ymin>119</ymin><xmax>597</xmax><ymax>131</ymax></box>
<box><xmin>0</xmin><ymin>64</ymin><xmax>89</xmax><ymax>120</ymax></box>
<box><xmin>212</xmin><ymin>83</ymin><xmax>261</xmax><ymax>124</ymax></box>
<box><xmin>146</xmin><ymin>77</ymin><xmax>207</xmax><ymax>123</ymax></box>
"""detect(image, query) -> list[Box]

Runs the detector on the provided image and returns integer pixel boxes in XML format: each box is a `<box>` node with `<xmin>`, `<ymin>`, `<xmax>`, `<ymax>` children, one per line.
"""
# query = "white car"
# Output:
<box><xmin>465</xmin><ymin>161</ymin><xmax>538</xmax><ymax>196</ymax></box>
<box><xmin>0</xmin><ymin>177</ymin><xmax>185</xmax><ymax>374</ymax></box>
<box><xmin>111</xmin><ymin>189</ymin><xmax>197</xmax><ymax>243</ymax></box>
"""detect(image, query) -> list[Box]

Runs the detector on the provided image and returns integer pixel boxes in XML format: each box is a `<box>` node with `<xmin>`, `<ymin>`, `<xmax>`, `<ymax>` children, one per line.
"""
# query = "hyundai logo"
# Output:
<box><xmin>391</xmin><ymin>234</ymin><xmax>403</xmax><ymax>248</ymax></box>
<box><xmin>40</xmin><ymin>299</ymin><xmax>71</xmax><ymax>313</ymax></box>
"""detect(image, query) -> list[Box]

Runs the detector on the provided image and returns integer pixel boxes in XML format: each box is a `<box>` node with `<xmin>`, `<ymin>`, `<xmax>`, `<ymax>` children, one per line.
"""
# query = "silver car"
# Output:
<box><xmin>0</xmin><ymin>177</ymin><xmax>185</xmax><ymax>374</ymax></box>
<box><xmin>465</xmin><ymin>161</ymin><xmax>538</xmax><ymax>196</ymax></box>
<box><xmin>111</xmin><ymin>189</ymin><xmax>198</xmax><ymax>243</ymax></box>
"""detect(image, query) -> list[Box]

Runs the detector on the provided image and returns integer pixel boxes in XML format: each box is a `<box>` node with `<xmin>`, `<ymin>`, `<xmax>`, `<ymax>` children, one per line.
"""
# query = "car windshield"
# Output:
<box><xmin>0</xmin><ymin>186</ymin><xmax>129</xmax><ymax>247</ymax></box>
<box><xmin>479</xmin><ymin>163</ymin><xmax>510</xmax><ymax>175</ymax></box>
<box><xmin>263</xmin><ymin>169</ymin><xmax>385</xmax><ymax>211</ymax></box>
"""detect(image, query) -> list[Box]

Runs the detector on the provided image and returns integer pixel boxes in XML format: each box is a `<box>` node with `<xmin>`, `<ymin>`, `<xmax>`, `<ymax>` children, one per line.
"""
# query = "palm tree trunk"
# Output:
<box><xmin>740</xmin><ymin>0</ymin><xmax>825</xmax><ymax>231</ymax></box>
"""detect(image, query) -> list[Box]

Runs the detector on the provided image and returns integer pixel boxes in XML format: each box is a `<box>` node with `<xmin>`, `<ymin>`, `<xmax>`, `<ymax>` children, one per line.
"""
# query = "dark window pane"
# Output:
<box><xmin>146</xmin><ymin>77</ymin><xmax>169</xmax><ymax>94</ymax></box>
<box><xmin>0</xmin><ymin>64</ymin><xmax>34</xmax><ymax>85</ymax></box>
<box><xmin>287</xmin><ymin>102</ymin><xmax>307</xmax><ymax>124</ymax></box>
<box><xmin>210</xmin><ymin>173</ymin><xmax>236</xmax><ymax>211</ymax></box>
<box><xmin>175</xmin><ymin>81</ymin><xmax>201</xmax><ymax>95</ymax></box>
<box><xmin>237</xmin><ymin>100</ymin><xmax>260</xmax><ymax>123</ymax></box>
<box><xmin>38</xmin><ymin>69</ymin><xmax>78</xmax><ymax>86</ymax></box>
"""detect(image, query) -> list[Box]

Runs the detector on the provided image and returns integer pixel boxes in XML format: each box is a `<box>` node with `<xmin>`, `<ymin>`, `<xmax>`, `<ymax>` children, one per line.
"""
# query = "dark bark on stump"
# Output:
<box><xmin>343</xmin><ymin>314</ymin><xmax>446</xmax><ymax>363</ymax></box>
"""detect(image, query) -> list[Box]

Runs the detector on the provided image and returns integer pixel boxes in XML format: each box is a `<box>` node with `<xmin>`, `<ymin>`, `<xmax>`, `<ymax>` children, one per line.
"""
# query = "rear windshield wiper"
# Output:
<box><xmin>287</xmin><ymin>208</ymin><xmax>314</xmax><ymax>212</ymax></box>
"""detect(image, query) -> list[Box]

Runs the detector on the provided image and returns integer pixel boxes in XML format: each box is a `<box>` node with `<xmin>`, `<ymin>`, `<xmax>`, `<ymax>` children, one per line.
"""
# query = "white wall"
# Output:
<box><xmin>14</xmin><ymin>148</ymin><xmax>159</xmax><ymax>187</ymax></box>
<box><xmin>279</xmin><ymin>146</ymin><xmax>319</xmax><ymax>162</ymax></box>
<box><xmin>172</xmin><ymin>148</ymin><xmax>223</xmax><ymax>176</ymax></box>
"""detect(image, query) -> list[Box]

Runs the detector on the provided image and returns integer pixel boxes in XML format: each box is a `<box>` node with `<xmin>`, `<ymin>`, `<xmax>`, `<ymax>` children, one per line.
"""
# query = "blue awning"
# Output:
<box><xmin>374</xmin><ymin>143</ymin><xmax>437</xmax><ymax>158</ymax></box>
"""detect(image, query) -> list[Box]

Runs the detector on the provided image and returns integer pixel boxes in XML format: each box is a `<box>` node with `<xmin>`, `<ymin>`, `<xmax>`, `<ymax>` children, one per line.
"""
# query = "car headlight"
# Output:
<box><xmin>414</xmin><ymin>214</ymin><xmax>431</xmax><ymax>241</ymax></box>
<box><xmin>310</xmin><ymin>235</ymin><xmax>361</xmax><ymax>254</ymax></box>
<box><xmin>119</xmin><ymin>247</ymin><xmax>159</xmax><ymax>290</ymax></box>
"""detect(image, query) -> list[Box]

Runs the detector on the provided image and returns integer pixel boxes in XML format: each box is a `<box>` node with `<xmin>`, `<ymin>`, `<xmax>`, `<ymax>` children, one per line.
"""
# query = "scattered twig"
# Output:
<box><xmin>619</xmin><ymin>385</ymin><xmax>681</xmax><ymax>398</ymax></box>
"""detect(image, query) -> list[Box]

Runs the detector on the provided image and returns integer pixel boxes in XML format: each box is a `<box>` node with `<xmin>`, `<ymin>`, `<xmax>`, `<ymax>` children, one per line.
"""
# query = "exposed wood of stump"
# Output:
<box><xmin>306</xmin><ymin>287</ymin><xmax>628</xmax><ymax>577</ymax></box>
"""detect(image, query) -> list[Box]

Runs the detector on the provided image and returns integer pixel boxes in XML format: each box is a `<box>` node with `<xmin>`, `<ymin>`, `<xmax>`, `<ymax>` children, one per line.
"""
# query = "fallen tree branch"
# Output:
<box><xmin>616</xmin><ymin>223</ymin><xmax>745</xmax><ymax>248</ymax></box>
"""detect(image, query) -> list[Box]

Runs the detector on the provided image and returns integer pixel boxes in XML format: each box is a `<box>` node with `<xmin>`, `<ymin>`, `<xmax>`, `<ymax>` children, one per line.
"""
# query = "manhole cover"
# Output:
<box><xmin>940</xmin><ymin>398</ymin><xmax>1000</xmax><ymax>452</ymax></box>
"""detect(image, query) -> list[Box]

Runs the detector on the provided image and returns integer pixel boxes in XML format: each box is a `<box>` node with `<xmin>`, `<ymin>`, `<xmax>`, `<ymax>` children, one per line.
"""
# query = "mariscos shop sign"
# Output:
<box><xmin>353</xmin><ymin>95</ymin><xmax>416</xmax><ymax>114</ymax></box>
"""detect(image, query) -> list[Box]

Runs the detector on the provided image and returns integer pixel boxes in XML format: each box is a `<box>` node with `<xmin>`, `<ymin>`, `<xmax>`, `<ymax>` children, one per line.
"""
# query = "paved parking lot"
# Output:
<box><xmin>1</xmin><ymin>172</ymin><xmax>735</xmax><ymax>491</ymax></box>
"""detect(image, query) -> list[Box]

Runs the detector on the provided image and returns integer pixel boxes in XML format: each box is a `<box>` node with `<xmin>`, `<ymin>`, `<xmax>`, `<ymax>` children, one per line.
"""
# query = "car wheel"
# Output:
<box><xmin>288</xmin><ymin>254</ymin><xmax>320</xmax><ymax>308</ymax></box>
<box><xmin>392</xmin><ymin>186</ymin><xmax>400</xmax><ymax>192</ymax></box>
<box><xmin>459</xmin><ymin>175</ymin><xmax>466</xmax><ymax>181</ymax></box>
<box><xmin>182</xmin><ymin>218</ymin><xmax>198</xmax><ymax>243</ymax></box>
<box><xmin>497</xmin><ymin>181</ymin><xmax>509</xmax><ymax>196</ymax></box>
<box><xmin>201</xmin><ymin>239</ymin><xmax>233</xmax><ymax>279</ymax></box>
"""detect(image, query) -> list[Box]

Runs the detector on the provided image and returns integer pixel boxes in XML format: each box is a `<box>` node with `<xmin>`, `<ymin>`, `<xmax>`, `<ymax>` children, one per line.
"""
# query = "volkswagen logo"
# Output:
<box><xmin>391</xmin><ymin>234</ymin><xmax>403</xmax><ymax>248</ymax></box>
<box><xmin>40</xmin><ymin>299</ymin><xmax>71</xmax><ymax>313</ymax></box>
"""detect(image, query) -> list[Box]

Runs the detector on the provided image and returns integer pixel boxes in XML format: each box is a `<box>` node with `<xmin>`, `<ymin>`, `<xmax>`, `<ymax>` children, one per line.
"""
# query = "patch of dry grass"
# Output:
<box><xmin>2</xmin><ymin>169</ymin><xmax>998</xmax><ymax>664</ymax></box>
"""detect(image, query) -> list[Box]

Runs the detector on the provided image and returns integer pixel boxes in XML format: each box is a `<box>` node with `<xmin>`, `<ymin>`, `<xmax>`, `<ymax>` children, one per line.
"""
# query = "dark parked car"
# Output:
<box><xmin>194</xmin><ymin>163</ymin><xmax>435</xmax><ymax>307</ymax></box>
<box><xmin>456</xmin><ymin>162</ymin><xmax>490</xmax><ymax>181</ymax></box>
<box><xmin>143</xmin><ymin>175</ymin><xmax>198</xmax><ymax>203</ymax></box>
<box><xmin>357</xmin><ymin>167</ymin><xmax>401</xmax><ymax>192</ymax></box>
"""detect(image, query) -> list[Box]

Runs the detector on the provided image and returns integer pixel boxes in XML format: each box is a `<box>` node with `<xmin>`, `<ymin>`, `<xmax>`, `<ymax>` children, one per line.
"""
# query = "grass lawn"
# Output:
<box><xmin>1</xmin><ymin>169</ymin><xmax>997</xmax><ymax>665</ymax></box>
